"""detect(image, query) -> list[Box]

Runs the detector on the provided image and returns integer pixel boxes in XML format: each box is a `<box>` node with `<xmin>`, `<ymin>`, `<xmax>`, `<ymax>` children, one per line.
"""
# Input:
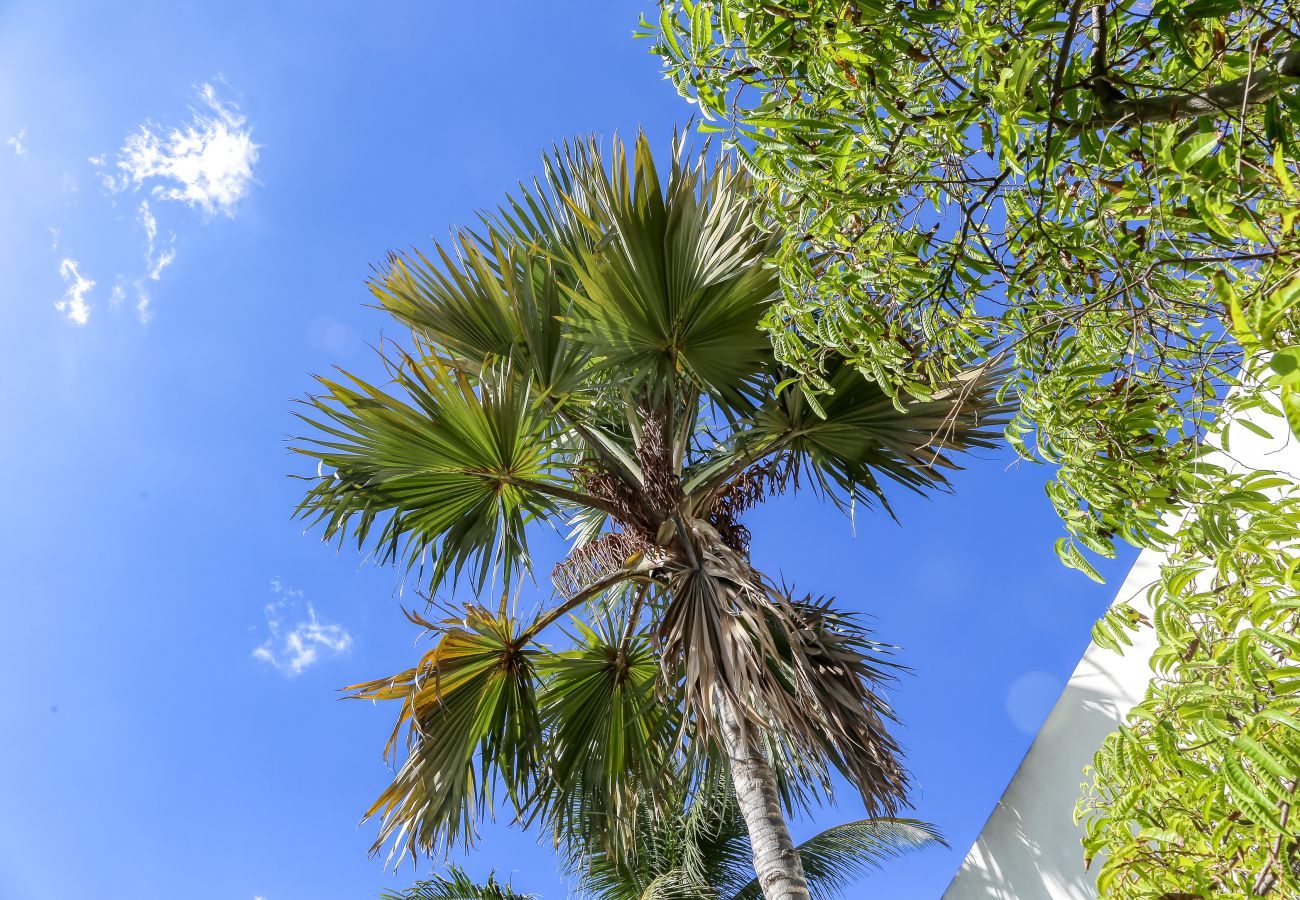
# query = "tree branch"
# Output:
<box><xmin>1084</xmin><ymin>44</ymin><xmax>1300</xmax><ymax>129</ymax></box>
<box><xmin>1090</xmin><ymin>4</ymin><xmax>1108</xmax><ymax>82</ymax></box>
<box><xmin>519</xmin><ymin>562</ymin><xmax>658</xmax><ymax>644</ymax></box>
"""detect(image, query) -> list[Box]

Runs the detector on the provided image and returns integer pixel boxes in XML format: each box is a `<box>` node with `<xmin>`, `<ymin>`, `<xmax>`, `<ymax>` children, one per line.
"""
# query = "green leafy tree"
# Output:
<box><xmin>383</xmin><ymin>784</ymin><xmax>944</xmax><ymax>900</ymax></box>
<box><xmin>292</xmin><ymin>135</ymin><xmax>1003</xmax><ymax>900</ymax></box>
<box><xmin>646</xmin><ymin>0</ymin><xmax>1300</xmax><ymax>894</ymax></box>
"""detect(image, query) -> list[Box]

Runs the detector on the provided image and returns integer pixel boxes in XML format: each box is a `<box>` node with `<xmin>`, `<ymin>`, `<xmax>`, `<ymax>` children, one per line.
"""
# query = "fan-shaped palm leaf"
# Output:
<box><xmin>555</xmin><ymin>134</ymin><xmax>782</xmax><ymax>412</ymax></box>
<box><xmin>295</xmin><ymin>356</ymin><xmax>609</xmax><ymax>596</ymax></box>
<box><xmin>686</xmin><ymin>358</ymin><xmax>1005</xmax><ymax>518</ymax></box>
<box><xmin>347</xmin><ymin>607</ymin><xmax>540</xmax><ymax>859</ymax></box>
<box><xmin>529</xmin><ymin>618</ymin><xmax>680</xmax><ymax>854</ymax></box>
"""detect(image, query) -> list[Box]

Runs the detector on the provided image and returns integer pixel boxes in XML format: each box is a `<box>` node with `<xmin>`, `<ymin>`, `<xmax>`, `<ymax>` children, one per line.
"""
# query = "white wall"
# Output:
<box><xmin>944</xmin><ymin>414</ymin><xmax>1300</xmax><ymax>899</ymax></box>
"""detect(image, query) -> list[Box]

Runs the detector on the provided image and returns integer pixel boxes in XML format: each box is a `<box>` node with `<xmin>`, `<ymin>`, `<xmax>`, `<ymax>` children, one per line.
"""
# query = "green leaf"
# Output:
<box><xmin>1269</xmin><ymin>346</ymin><xmax>1300</xmax><ymax>384</ymax></box>
<box><xmin>1173</xmin><ymin>132</ymin><xmax>1220</xmax><ymax>172</ymax></box>
<box><xmin>1223</xmin><ymin>755</ymin><xmax>1285</xmax><ymax>830</ymax></box>
<box><xmin>1282</xmin><ymin>384</ymin><xmax>1300</xmax><ymax>440</ymax></box>
<box><xmin>1056</xmin><ymin>537</ymin><xmax>1104</xmax><ymax>583</ymax></box>
<box><xmin>1182</xmin><ymin>0</ymin><xmax>1242</xmax><ymax>18</ymax></box>
<box><xmin>531</xmin><ymin>624</ymin><xmax>679</xmax><ymax>857</ymax></box>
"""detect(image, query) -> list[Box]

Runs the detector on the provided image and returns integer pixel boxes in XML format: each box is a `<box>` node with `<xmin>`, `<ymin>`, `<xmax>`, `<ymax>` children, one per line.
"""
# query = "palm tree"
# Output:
<box><xmin>293</xmin><ymin>133</ymin><xmax>1003</xmax><ymax>900</ymax></box>
<box><xmin>384</xmin><ymin>785</ymin><xmax>945</xmax><ymax>900</ymax></box>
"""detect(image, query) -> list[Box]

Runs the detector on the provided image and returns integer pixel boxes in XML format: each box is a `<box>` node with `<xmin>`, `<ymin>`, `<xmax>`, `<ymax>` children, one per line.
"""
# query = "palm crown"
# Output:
<box><xmin>293</xmin><ymin>133</ymin><xmax>1004</xmax><ymax>872</ymax></box>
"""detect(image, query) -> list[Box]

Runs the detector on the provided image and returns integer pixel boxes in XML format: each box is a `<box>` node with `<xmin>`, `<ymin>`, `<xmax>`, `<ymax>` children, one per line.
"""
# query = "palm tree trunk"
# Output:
<box><xmin>716</xmin><ymin>691</ymin><xmax>811</xmax><ymax>900</ymax></box>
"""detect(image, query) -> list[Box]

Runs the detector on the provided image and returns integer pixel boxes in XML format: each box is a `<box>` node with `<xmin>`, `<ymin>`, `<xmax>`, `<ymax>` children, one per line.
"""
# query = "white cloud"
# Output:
<box><xmin>136</xmin><ymin>288</ymin><xmax>153</xmax><ymax>324</ymax></box>
<box><xmin>7</xmin><ymin>128</ymin><xmax>27</xmax><ymax>156</ymax></box>
<box><xmin>118</xmin><ymin>201</ymin><xmax>177</xmax><ymax>324</ymax></box>
<box><xmin>111</xmin><ymin>83</ymin><xmax>258</xmax><ymax>216</ymax></box>
<box><xmin>63</xmin><ymin>82</ymin><xmax>255</xmax><ymax>325</ymax></box>
<box><xmin>55</xmin><ymin>258</ymin><xmax>94</xmax><ymax>326</ymax></box>
<box><xmin>138</xmin><ymin>200</ymin><xmax>176</xmax><ymax>281</ymax></box>
<box><xmin>253</xmin><ymin>578</ymin><xmax>352</xmax><ymax>676</ymax></box>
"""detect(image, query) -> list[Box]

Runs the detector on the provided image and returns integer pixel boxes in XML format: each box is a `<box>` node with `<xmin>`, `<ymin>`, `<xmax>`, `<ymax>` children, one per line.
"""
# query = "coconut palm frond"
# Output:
<box><xmin>560</xmin><ymin>776</ymin><xmax>941</xmax><ymax>900</ymax></box>
<box><xmin>729</xmin><ymin>818</ymin><xmax>945</xmax><ymax>900</ymax></box>
<box><xmin>382</xmin><ymin>865</ymin><xmax>536</xmax><ymax>900</ymax></box>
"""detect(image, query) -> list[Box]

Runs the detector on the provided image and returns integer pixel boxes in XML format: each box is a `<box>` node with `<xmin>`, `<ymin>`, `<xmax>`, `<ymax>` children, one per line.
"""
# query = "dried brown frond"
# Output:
<box><xmin>653</xmin><ymin>517</ymin><xmax>910</xmax><ymax>817</ymax></box>
<box><xmin>783</xmin><ymin>593</ymin><xmax>909</xmax><ymax>815</ymax></box>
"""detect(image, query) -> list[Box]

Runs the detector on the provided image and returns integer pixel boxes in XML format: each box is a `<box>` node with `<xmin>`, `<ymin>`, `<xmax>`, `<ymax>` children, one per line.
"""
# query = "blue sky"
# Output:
<box><xmin>0</xmin><ymin>3</ymin><xmax>1137</xmax><ymax>898</ymax></box>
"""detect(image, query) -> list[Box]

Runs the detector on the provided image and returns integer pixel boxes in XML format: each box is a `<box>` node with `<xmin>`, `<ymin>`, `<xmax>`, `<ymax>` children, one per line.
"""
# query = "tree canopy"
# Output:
<box><xmin>646</xmin><ymin>0</ymin><xmax>1300</xmax><ymax>894</ymax></box>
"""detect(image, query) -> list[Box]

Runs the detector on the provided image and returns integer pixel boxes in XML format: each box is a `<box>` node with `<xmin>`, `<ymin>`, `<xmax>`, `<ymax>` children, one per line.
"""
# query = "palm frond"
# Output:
<box><xmin>565</xmin><ymin>775</ymin><xmax>940</xmax><ymax>900</ymax></box>
<box><xmin>523</xmin><ymin>133</ymin><xmax>782</xmax><ymax>414</ymax></box>
<box><xmin>346</xmin><ymin>607</ymin><xmax>540</xmax><ymax>861</ymax></box>
<box><xmin>293</xmin><ymin>355</ymin><xmax>572</xmax><ymax>597</ymax></box>
<box><xmin>677</xmin><ymin>777</ymin><xmax>753</xmax><ymax>897</ymax></box>
<box><xmin>778</xmin><ymin>592</ymin><xmax>909</xmax><ymax>815</ymax></box>
<box><xmin>382</xmin><ymin>865</ymin><xmax>536</xmax><ymax>900</ymax></box>
<box><xmin>569</xmin><ymin>780</ymin><xmax>716</xmax><ymax>900</ymax></box>
<box><xmin>373</xmin><ymin>237</ymin><xmax>591</xmax><ymax>404</ymax></box>
<box><xmin>656</xmin><ymin>522</ymin><xmax>910</xmax><ymax>819</ymax></box>
<box><xmin>730</xmin><ymin>818</ymin><xmax>946</xmax><ymax>900</ymax></box>
<box><xmin>686</xmin><ymin>358</ymin><xmax>1010</xmax><ymax>516</ymax></box>
<box><xmin>531</xmin><ymin>620</ymin><xmax>680</xmax><ymax>861</ymax></box>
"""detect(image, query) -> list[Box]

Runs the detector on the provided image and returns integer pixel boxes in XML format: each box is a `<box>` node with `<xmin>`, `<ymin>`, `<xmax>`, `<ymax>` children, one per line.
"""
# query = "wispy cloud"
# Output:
<box><xmin>133</xmin><ymin>200</ymin><xmax>176</xmax><ymax>323</ymax></box>
<box><xmin>106</xmin><ymin>83</ymin><xmax>258</xmax><ymax>216</ymax></box>
<box><xmin>7</xmin><ymin>127</ymin><xmax>27</xmax><ymax>156</ymax></box>
<box><xmin>253</xmin><ymin>578</ymin><xmax>352</xmax><ymax>676</ymax></box>
<box><xmin>56</xmin><ymin>81</ymin><xmax>255</xmax><ymax>326</ymax></box>
<box><xmin>135</xmin><ymin>289</ymin><xmax>154</xmax><ymax>324</ymax></box>
<box><xmin>139</xmin><ymin>200</ymin><xmax>176</xmax><ymax>281</ymax></box>
<box><xmin>55</xmin><ymin>258</ymin><xmax>94</xmax><ymax>326</ymax></box>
